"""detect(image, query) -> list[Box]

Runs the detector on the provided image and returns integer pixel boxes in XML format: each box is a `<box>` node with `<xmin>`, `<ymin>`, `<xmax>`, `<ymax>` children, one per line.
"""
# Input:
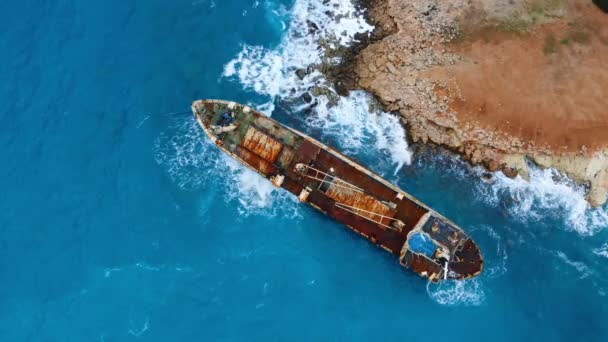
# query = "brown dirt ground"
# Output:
<box><xmin>435</xmin><ymin>2</ymin><xmax>608</xmax><ymax>153</ymax></box>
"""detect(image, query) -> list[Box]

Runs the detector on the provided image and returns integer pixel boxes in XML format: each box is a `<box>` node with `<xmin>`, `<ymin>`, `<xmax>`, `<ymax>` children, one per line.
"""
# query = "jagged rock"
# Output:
<box><xmin>353</xmin><ymin>32</ymin><xmax>369</xmax><ymax>42</ymax></box>
<box><xmin>386</xmin><ymin>62</ymin><xmax>398</xmax><ymax>74</ymax></box>
<box><xmin>311</xmin><ymin>86</ymin><xmax>340</xmax><ymax>107</ymax></box>
<box><xmin>335</xmin><ymin>82</ymin><xmax>350</xmax><ymax>96</ymax></box>
<box><xmin>295</xmin><ymin>68</ymin><xmax>307</xmax><ymax>80</ymax></box>
<box><xmin>481</xmin><ymin>172</ymin><xmax>493</xmax><ymax>181</ymax></box>
<box><xmin>484</xmin><ymin>159</ymin><xmax>500</xmax><ymax>172</ymax></box>
<box><xmin>302</xmin><ymin>92</ymin><xmax>313</xmax><ymax>103</ymax></box>
<box><xmin>306</xmin><ymin>20</ymin><xmax>320</xmax><ymax>34</ymax></box>
<box><xmin>502</xmin><ymin>166</ymin><xmax>518</xmax><ymax>179</ymax></box>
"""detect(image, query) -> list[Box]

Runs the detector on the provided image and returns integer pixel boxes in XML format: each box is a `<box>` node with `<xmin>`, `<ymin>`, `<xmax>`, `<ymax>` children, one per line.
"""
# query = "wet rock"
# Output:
<box><xmin>295</xmin><ymin>68</ymin><xmax>307</xmax><ymax>80</ymax></box>
<box><xmin>302</xmin><ymin>92</ymin><xmax>313</xmax><ymax>103</ymax></box>
<box><xmin>311</xmin><ymin>86</ymin><xmax>340</xmax><ymax>107</ymax></box>
<box><xmin>353</xmin><ymin>31</ymin><xmax>369</xmax><ymax>43</ymax></box>
<box><xmin>502</xmin><ymin>166</ymin><xmax>518</xmax><ymax>179</ymax></box>
<box><xmin>335</xmin><ymin>82</ymin><xmax>350</xmax><ymax>97</ymax></box>
<box><xmin>481</xmin><ymin>172</ymin><xmax>493</xmax><ymax>182</ymax></box>
<box><xmin>484</xmin><ymin>159</ymin><xmax>500</xmax><ymax>172</ymax></box>
<box><xmin>306</xmin><ymin>20</ymin><xmax>320</xmax><ymax>34</ymax></box>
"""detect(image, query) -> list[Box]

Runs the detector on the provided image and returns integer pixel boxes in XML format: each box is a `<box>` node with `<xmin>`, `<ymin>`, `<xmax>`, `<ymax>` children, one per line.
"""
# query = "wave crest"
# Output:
<box><xmin>223</xmin><ymin>0</ymin><xmax>411</xmax><ymax>172</ymax></box>
<box><xmin>154</xmin><ymin>118</ymin><xmax>300</xmax><ymax>217</ymax></box>
<box><xmin>477</xmin><ymin>165</ymin><xmax>608</xmax><ymax>236</ymax></box>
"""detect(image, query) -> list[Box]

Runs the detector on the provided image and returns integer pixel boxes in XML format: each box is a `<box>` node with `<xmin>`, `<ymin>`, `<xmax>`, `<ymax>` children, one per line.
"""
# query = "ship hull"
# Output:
<box><xmin>192</xmin><ymin>99</ymin><xmax>483</xmax><ymax>282</ymax></box>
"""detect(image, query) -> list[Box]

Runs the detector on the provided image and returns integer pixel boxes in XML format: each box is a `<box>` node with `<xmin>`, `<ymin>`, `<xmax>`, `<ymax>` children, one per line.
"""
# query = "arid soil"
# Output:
<box><xmin>351</xmin><ymin>0</ymin><xmax>608</xmax><ymax>206</ymax></box>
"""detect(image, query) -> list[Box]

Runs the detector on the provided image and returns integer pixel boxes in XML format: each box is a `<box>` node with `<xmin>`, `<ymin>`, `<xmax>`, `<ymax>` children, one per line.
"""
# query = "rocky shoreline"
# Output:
<box><xmin>328</xmin><ymin>0</ymin><xmax>608</xmax><ymax>207</ymax></box>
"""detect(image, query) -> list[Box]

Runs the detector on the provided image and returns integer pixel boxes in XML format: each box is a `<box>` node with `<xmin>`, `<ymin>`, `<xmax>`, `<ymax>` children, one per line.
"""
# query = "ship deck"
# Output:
<box><xmin>192</xmin><ymin>99</ymin><xmax>483</xmax><ymax>282</ymax></box>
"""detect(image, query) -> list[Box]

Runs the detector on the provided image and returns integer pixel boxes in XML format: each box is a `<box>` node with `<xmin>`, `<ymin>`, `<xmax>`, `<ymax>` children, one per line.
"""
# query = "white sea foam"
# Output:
<box><xmin>223</xmin><ymin>0</ymin><xmax>411</xmax><ymax>172</ymax></box>
<box><xmin>223</xmin><ymin>0</ymin><xmax>371</xmax><ymax>98</ymax></box>
<box><xmin>554</xmin><ymin>251</ymin><xmax>593</xmax><ymax>279</ymax></box>
<box><xmin>426</xmin><ymin>279</ymin><xmax>485</xmax><ymax>306</ymax></box>
<box><xmin>222</xmin><ymin>157</ymin><xmax>301</xmax><ymax>218</ymax></box>
<box><xmin>472</xmin><ymin>225</ymin><xmax>508</xmax><ymax>279</ymax></box>
<box><xmin>593</xmin><ymin>243</ymin><xmax>608</xmax><ymax>259</ymax></box>
<box><xmin>154</xmin><ymin>119</ymin><xmax>216</xmax><ymax>190</ymax></box>
<box><xmin>476</xmin><ymin>165</ymin><xmax>608</xmax><ymax>236</ymax></box>
<box><xmin>307</xmin><ymin>91</ymin><xmax>412</xmax><ymax>172</ymax></box>
<box><xmin>209</xmin><ymin>0</ymin><xmax>411</xmax><ymax>214</ymax></box>
<box><xmin>154</xmin><ymin>119</ymin><xmax>300</xmax><ymax>217</ymax></box>
<box><xmin>426</xmin><ymin>224</ymin><xmax>499</xmax><ymax>306</ymax></box>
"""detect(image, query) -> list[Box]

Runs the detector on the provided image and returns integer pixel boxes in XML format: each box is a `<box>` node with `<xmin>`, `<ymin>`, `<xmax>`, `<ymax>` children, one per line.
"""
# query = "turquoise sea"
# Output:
<box><xmin>2</xmin><ymin>0</ymin><xmax>608</xmax><ymax>340</ymax></box>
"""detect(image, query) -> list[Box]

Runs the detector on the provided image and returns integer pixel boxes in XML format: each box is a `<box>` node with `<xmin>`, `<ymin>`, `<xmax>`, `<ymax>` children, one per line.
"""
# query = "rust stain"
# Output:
<box><xmin>407</xmin><ymin>252</ymin><xmax>442</xmax><ymax>279</ymax></box>
<box><xmin>325</xmin><ymin>185</ymin><xmax>394</xmax><ymax>225</ymax></box>
<box><xmin>277</xmin><ymin>146</ymin><xmax>295</xmax><ymax>169</ymax></box>
<box><xmin>241</xmin><ymin>127</ymin><xmax>283</xmax><ymax>163</ymax></box>
<box><xmin>235</xmin><ymin>146</ymin><xmax>276</xmax><ymax>175</ymax></box>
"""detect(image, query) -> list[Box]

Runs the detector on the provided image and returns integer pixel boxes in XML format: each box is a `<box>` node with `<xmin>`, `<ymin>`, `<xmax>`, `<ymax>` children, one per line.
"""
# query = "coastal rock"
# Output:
<box><xmin>295</xmin><ymin>68</ymin><xmax>307</xmax><ymax>80</ymax></box>
<box><xmin>484</xmin><ymin>159</ymin><xmax>500</xmax><ymax>172</ymax></box>
<box><xmin>302</xmin><ymin>92</ymin><xmax>313</xmax><ymax>103</ymax></box>
<box><xmin>530</xmin><ymin>151</ymin><xmax>608</xmax><ymax>207</ymax></box>
<box><xmin>347</xmin><ymin>0</ymin><xmax>608</xmax><ymax>207</ymax></box>
<box><xmin>502</xmin><ymin>166</ymin><xmax>518</xmax><ymax>179</ymax></box>
<box><xmin>334</xmin><ymin>82</ymin><xmax>350</xmax><ymax>96</ymax></box>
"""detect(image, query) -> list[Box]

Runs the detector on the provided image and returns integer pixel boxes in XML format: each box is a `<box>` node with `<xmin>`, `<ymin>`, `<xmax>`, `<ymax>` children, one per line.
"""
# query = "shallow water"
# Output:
<box><xmin>1</xmin><ymin>0</ymin><xmax>607</xmax><ymax>341</ymax></box>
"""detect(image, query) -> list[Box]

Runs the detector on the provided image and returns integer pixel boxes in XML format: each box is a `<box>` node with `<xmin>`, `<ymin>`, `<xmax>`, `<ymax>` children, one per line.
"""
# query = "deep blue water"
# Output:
<box><xmin>1</xmin><ymin>0</ymin><xmax>608</xmax><ymax>341</ymax></box>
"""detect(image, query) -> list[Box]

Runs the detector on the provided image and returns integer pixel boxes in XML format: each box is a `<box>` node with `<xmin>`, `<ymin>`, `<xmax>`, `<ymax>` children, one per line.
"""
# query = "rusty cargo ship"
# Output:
<box><xmin>192</xmin><ymin>99</ymin><xmax>483</xmax><ymax>282</ymax></box>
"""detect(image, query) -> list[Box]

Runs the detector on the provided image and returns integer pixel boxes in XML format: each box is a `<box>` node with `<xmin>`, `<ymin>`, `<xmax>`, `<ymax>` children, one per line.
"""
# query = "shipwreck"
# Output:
<box><xmin>192</xmin><ymin>99</ymin><xmax>483</xmax><ymax>282</ymax></box>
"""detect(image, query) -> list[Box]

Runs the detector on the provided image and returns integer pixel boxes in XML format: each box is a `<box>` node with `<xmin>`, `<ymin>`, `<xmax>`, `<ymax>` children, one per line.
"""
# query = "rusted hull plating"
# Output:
<box><xmin>192</xmin><ymin>99</ymin><xmax>483</xmax><ymax>282</ymax></box>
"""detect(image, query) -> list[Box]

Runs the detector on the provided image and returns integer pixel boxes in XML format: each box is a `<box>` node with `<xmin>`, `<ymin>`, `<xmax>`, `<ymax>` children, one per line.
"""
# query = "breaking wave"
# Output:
<box><xmin>416</xmin><ymin>152</ymin><xmax>607</xmax><ymax>236</ymax></box>
<box><xmin>222</xmin><ymin>0</ymin><xmax>411</xmax><ymax>172</ymax></box>
<box><xmin>307</xmin><ymin>91</ymin><xmax>412</xmax><ymax>172</ymax></box>
<box><xmin>477</xmin><ymin>165</ymin><xmax>608</xmax><ymax>236</ymax></box>
<box><xmin>223</xmin><ymin>0</ymin><xmax>372</xmax><ymax>98</ymax></box>
<box><xmin>155</xmin><ymin>0</ymin><xmax>406</xmax><ymax>216</ymax></box>
<box><xmin>154</xmin><ymin>118</ymin><xmax>300</xmax><ymax>217</ymax></box>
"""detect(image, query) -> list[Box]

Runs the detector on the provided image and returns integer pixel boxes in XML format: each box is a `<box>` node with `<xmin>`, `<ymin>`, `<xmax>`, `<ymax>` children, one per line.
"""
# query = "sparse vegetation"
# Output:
<box><xmin>528</xmin><ymin>0</ymin><xmax>566</xmax><ymax>19</ymax></box>
<box><xmin>542</xmin><ymin>22</ymin><xmax>592</xmax><ymax>55</ymax></box>
<box><xmin>496</xmin><ymin>0</ymin><xmax>567</xmax><ymax>34</ymax></box>
<box><xmin>544</xmin><ymin>33</ymin><xmax>558</xmax><ymax>54</ymax></box>
<box><xmin>569</xmin><ymin>29</ymin><xmax>591</xmax><ymax>44</ymax></box>
<box><xmin>450</xmin><ymin>28</ymin><xmax>466</xmax><ymax>44</ymax></box>
<box><xmin>562</xmin><ymin>22</ymin><xmax>592</xmax><ymax>45</ymax></box>
<box><xmin>496</xmin><ymin>17</ymin><xmax>532</xmax><ymax>34</ymax></box>
<box><xmin>451</xmin><ymin>0</ymin><xmax>597</xmax><ymax>49</ymax></box>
